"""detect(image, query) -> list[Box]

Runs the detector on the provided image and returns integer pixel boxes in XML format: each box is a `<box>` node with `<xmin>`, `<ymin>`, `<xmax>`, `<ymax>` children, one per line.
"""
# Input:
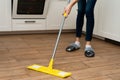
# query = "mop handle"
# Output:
<box><xmin>51</xmin><ymin>0</ymin><xmax>71</xmax><ymax>59</ymax></box>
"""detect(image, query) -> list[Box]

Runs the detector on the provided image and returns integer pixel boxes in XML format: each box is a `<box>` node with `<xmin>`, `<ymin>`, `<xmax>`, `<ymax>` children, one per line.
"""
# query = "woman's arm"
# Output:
<box><xmin>64</xmin><ymin>0</ymin><xmax>78</xmax><ymax>16</ymax></box>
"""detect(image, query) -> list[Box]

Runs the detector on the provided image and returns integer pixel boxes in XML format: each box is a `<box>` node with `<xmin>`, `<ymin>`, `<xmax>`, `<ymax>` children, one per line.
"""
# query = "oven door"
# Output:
<box><xmin>12</xmin><ymin>0</ymin><xmax>50</xmax><ymax>19</ymax></box>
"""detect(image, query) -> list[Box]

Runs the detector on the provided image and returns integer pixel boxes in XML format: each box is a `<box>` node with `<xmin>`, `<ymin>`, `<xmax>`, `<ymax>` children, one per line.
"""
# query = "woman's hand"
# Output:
<box><xmin>63</xmin><ymin>0</ymin><xmax>78</xmax><ymax>17</ymax></box>
<box><xmin>63</xmin><ymin>4</ymin><xmax>72</xmax><ymax>17</ymax></box>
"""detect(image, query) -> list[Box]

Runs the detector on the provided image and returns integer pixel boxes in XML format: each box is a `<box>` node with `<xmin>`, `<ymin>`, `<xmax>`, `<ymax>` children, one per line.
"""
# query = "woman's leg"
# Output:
<box><xmin>66</xmin><ymin>0</ymin><xmax>86</xmax><ymax>52</ymax></box>
<box><xmin>76</xmin><ymin>0</ymin><xmax>86</xmax><ymax>39</ymax></box>
<box><xmin>85</xmin><ymin>0</ymin><xmax>97</xmax><ymax>57</ymax></box>
<box><xmin>85</xmin><ymin>0</ymin><xmax>97</xmax><ymax>42</ymax></box>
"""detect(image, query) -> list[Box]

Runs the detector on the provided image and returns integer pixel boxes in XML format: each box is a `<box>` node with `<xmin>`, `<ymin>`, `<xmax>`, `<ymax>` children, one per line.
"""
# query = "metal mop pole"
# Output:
<box><xmin>51</xmin><ymin>0</ymin><xmax>71</xmax><ymax>59</ymax></box>
<box><xmin>48</xmin><ymin>0</ymin><xmax>71</xmax><ymax>68</ymax></box>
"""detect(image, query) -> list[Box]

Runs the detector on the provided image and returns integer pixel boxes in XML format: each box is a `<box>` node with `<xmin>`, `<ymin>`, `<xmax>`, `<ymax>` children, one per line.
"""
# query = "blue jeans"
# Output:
<box><xmin>76</xmin><ymin>0</ymin><xmax>97</xmax><ymax>41</ymax></box>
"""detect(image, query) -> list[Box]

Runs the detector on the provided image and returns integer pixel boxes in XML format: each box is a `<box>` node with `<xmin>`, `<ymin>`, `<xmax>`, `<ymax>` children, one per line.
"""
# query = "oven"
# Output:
<box><xmin>12</xmin><ymin>0</ymin><xmax>50</xmax><ymax>19</ymax></box>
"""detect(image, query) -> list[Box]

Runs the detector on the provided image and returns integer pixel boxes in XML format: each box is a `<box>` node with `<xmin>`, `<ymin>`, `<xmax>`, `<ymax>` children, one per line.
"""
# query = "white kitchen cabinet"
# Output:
<box><xmin>12</xmin><ymin>0</ymin><xmax>77</xmax><ymax>31</ymax></box>
<box><xmin>0</xmin><ymin>0</ymin><xmax>11</xmax><ymax>31</ymax></box>
<box><xmin>12</xmin><ymin>19</ymin><xmax>46</xmax><ymax>31</ymax></box>
<box><xmin>46</xmin><ymin>0</ymin><xmax>77</xmax><ymax>30</ymax></box>
<box><xmin>98</xmin><ymin>0</ymin><xmax>120</xmax><ymax>42</ymax></box>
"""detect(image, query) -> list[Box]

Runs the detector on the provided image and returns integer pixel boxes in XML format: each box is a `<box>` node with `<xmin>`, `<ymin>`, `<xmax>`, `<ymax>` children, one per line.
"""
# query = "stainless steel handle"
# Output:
<box><xmin>24</xmin><ymin>21</ymin><xmax>36</xmax><ymax>23</ymax></box>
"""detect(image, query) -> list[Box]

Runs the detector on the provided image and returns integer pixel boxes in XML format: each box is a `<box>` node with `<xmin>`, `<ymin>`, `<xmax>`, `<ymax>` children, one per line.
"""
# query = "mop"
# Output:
<box><xmin>27</xmin><ymin>0</ymin><xmax>72</xmax><ymax>78</ymax></box>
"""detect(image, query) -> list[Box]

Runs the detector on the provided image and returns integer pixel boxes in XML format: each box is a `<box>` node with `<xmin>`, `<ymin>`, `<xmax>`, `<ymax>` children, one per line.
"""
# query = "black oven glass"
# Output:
<box><xmin>17</xmin><ymin>0</ymin><xmax>45</xmax><ymax>15</ymax></box>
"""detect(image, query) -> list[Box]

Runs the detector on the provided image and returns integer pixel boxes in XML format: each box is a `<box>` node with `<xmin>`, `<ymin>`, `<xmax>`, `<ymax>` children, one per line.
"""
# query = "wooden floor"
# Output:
<box><xmin>0</xmin><ymin>33</ymin><xmax>120</xmax><ymax>80</ymax></box>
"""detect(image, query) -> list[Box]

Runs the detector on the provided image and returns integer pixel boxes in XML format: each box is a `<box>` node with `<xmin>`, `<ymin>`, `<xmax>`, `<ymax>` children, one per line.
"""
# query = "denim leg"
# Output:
<box><xmin>76</xmin><ymin>0</ymin><xmax>86</xmax><ymax>37</ymax></box>
<box><xmin>85</xmin><ymin>0</ymin><xmax>97</xmax><ymax>41</ymax></box>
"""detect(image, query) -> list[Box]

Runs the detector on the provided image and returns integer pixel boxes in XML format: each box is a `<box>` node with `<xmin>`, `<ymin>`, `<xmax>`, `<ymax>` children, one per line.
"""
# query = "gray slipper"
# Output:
<box><xmin>66</xmin><ymin>43</ymin><xmax>80</xmax><ymax>52</ymax></box>
<box><xmin>85</xmin><ymin>47</ymin><xmax>95</xmax><ymax>57</ymax></box>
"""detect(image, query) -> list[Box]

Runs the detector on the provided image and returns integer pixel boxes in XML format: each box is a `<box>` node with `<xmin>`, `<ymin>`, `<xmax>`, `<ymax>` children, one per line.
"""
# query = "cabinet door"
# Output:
<box><xmin>0</xmin><ymin>0</ymin><xmax>11</xmax><ymax>31</ymax></box>
<box><xmin>12</xmin><ymin>19</ymin><xmax>46</xmax><ymax>31</ymax></box>
<box><xmin>100</xmin><ymin>0</ymin><xmax>120</xmax><ymax>42</ymax></box>
<box><xmin>46</xmin><ymin>0</ymin><xmax>77</xmax><ymax>30</ymax></box>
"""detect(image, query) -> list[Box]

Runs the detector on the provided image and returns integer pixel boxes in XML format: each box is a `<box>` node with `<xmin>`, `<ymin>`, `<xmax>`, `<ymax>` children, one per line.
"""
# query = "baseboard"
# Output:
<box><xmin>105</xmin><ymin>38</ymin><xmax>120</xmax><ymax>46</ymax></box>
<box><xmin>0</xmin><ymin>29</ymin><xmax>76</xmax><ymax>35</ymax></box>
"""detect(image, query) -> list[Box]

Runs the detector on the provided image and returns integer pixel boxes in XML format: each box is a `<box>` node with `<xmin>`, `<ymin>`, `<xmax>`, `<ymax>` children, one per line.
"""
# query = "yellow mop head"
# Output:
<box><xmin>27</xmin><ymin>64</ymin><xmax>72</xmax><ymax>78</ymax></box>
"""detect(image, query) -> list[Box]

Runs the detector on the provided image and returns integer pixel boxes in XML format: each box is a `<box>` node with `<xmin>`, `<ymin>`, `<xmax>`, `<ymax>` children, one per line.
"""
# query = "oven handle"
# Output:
<box><xmin>24</xmin><ymin>21</ymin><xmax>36</xmax><ymax>23</ymax></box>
